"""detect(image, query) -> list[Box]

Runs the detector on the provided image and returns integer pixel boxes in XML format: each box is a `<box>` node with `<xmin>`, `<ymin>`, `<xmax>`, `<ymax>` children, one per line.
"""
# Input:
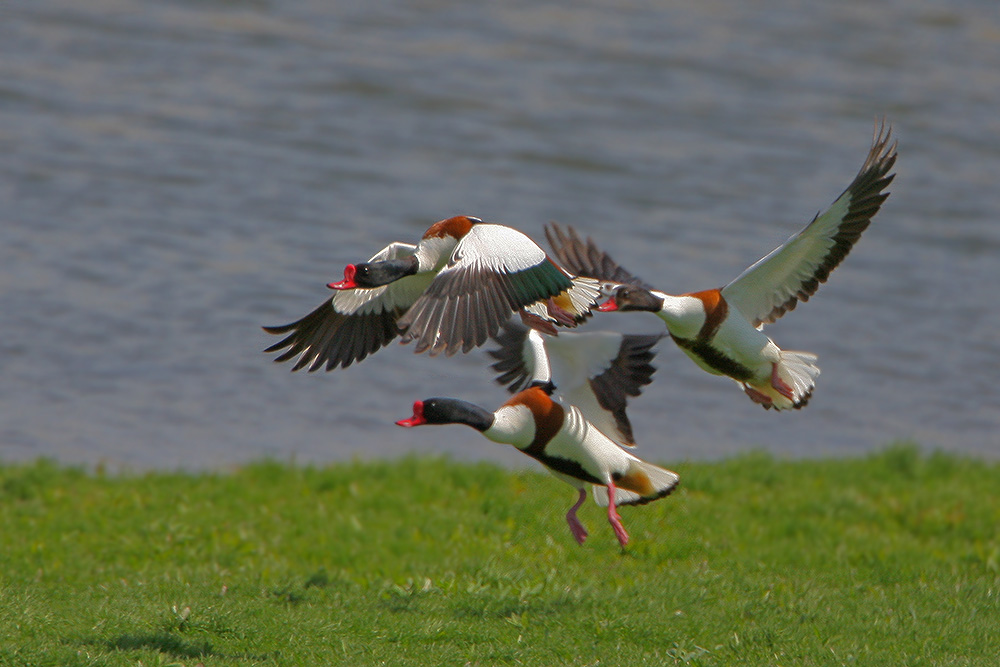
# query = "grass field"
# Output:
<box><xmin>1</xmin><ymin>445</ymin><xmax>998</xmax><ymax>666</ymax></box>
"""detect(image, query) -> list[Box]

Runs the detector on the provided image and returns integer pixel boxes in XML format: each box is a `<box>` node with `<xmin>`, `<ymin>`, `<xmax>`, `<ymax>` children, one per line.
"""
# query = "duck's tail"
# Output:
<box><xmin>744</xmin><ymin>350</ymin><xmax>820</xmax><ymax>410</ymax></box>
<box><xmin>592</xmin><ymin>459</ymin><xmax>679</xmax><ymax>507</ymax></box>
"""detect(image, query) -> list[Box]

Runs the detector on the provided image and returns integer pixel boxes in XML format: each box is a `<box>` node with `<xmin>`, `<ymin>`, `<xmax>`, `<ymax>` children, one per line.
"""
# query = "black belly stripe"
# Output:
<box><xmin>528</xmin><ymin>452</ymin><xmax>603</xmax><ymax>486</ymax></box>
<box><xmin>671</xmin><ymin>335</ymin><xmax>755</xmax><ymax>382</ymax></box>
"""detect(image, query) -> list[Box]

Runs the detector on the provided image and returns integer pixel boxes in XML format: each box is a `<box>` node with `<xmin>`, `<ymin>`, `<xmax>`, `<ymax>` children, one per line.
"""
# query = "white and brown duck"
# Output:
<box><xmin>396</xmin><ymin>384</ymin><xmax>679</xmax><ymax>547</ymax></box>
<box><xmin>264</xmin><ymin>216</ymin><xmax>601</xmax><ymax>370</ymax></box>
<box><xmin>546</xmin><ymin>121</ymin><xmax>897</xmax><ymax>410</ymax></box>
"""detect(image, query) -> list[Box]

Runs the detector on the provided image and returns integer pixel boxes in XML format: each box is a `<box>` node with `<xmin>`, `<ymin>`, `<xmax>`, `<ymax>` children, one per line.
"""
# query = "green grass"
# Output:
<box><xmin>1</xmin><ymin>444</ymin><xmax>998</xmax><ymax>666</ymax></box>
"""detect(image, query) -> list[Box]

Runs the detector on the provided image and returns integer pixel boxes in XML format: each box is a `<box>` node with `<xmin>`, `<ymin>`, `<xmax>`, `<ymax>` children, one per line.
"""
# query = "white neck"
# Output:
<box><xmin>483</xmin><ymin>404</ymin><xmax>536</xmax><ymax>449</ymax></box>
<box><xmin>654</xmin><ymin>292</ymin><xmax>707</xmax><ymax>339</ymax></box>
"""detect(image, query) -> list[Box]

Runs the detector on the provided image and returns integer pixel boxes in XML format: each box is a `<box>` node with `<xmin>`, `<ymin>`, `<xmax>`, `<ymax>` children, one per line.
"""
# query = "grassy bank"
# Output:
<box><xmin>1</xmin><ymin>445</ymin><xmax>998</xmax><ymax>666</ymax></box>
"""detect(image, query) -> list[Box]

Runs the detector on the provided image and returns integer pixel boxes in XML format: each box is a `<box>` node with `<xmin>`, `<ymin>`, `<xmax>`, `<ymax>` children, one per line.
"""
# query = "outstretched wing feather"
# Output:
<box><xmin>722</xmin><ymin>121</ymin><xmax>897</xmax><ymax>327</ymax></box>
<box><xmin>545</xmin><ymin>223</ymin><xmax>654</xmax><ymax>289</ymax></box>
<box><xmin>262</xmin><ymin>242</ymin><xmax>429</xmax><ymax>370</ymax></box>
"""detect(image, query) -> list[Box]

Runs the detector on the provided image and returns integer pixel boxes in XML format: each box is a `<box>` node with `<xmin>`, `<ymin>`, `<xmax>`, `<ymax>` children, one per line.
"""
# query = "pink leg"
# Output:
<box><xmin>770</xmin><ymin>363</ymin><xmax>794</xmax><ymax>400</ymax></box>
<box><xmin>519</xmin><ymin>309</ymin><xmax>559</xmax><ymax>336</ymax></box>
<box><xmin>744</xmin><ymin>385</ymin><xmax>773</xmax><ymax>406</ymax></box>
<box><xmin>605</xmin><ymin>482</ymin><xmax>629</xmax><ymax>547</ymax></box>
<box><xmin>565</xmin><ymin>488</ymin><xmax>588</xmax><ymax>545</ymax></box>
<box><xmin>546</xmin><ymin>298</ymin><xmax>576</xmax><ymax>327</ymax></box>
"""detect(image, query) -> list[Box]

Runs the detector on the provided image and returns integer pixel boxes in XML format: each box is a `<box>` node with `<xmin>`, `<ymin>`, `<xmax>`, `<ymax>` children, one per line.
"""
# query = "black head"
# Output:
<box><xmin>600</xmin><ymin>285</ymin><xmax>664</xmax><ymax>313</ymax></box>
<box><xmin>396</xmin><ymin>398</ymin><xmax>493</xmax><ymax>432</ymax></box>
<box><xmin>352</xmin><ymin>256</ymin><xmax>420</xmax><ymax>288</ymax></box>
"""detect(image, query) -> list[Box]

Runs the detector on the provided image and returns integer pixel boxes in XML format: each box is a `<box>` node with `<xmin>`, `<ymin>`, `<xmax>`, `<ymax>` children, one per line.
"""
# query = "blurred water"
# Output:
<box><xmin>1</xmin><ymin>0</ymin><xmax>998</xmax><ymax>469</ymax></box>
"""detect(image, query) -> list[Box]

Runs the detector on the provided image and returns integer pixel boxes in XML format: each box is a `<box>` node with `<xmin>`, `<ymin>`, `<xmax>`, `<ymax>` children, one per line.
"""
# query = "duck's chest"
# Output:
<box><xmin>667</xmin><ymin>298</ymin><xmax>771</xmax><ymax>380</ymax></box>
<box><xmin>534</xmin><ymin>409</ymin><xmax>613</xmax><ymax>485</ymax></box>
<box><xmin>496</xmin><ymin>405</ymin><xmax>614</xmax><ymax>485</ymax></box>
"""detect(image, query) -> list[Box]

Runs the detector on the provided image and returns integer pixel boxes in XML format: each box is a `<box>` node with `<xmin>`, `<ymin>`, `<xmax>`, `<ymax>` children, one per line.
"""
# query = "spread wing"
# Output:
<box><xmin>263</xmin><ymin>242</ymin><xmax>432</xmax><ymax>371</ymax></box>
<box><xmin>544</xmin><ymin>222</ymin><xmax>654</xmax><ymax>290</ymax></box>
<box><xmin>488</xmin><ymin>321</ymin><xmax>663</xmax><ymax>447</ymax></box>
<box><xmin>722</xmin><ymin>121</ymin><xmax>897</xmax><ymax>327</ymax></box>
<box><xmin>397</xmin><ymin>224</ymin><xmax>584</xmax><ymax>356</ymax></box>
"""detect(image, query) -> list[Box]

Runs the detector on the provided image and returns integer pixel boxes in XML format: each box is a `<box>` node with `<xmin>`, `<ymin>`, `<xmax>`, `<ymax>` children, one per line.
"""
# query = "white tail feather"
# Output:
<box><xmin>521</xmin><ymin>277</ymin><xmax>601</xmax><ymax>324</ymax></box>
<box><xmin>745</xmin><ymin>350</ymin><xmax>820</xmax><ymax>410</ymax></box>
<box><xmin>776</xmin><ymin>350</ymin><xmax>820</xmax><ymax>409</ymax></box>
<box><xmin>592</xmin><ymin>485</ymin><xmax>642</xmax><ymax>507</ymax></box>
<box><xmin>592</xmin><ymin>459</ymin><xmax>680</xmax><ymax>507</ymax></box>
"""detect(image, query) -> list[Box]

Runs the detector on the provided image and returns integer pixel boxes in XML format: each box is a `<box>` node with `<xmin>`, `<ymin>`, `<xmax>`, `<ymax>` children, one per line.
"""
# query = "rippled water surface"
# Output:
<box><xmin>2</xmin><ymin>0</ymin><xmax>998</xmax><ymax>469</ymax></box>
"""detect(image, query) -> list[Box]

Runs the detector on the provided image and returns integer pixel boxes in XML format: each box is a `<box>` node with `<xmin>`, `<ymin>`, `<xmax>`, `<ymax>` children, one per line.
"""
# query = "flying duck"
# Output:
<box><xmin>263</xmin><ymin>216</ymin><xmax>601</xmax><ymax>370</ymax></box>
<box><xmin>546</xmin><ymin>121</ymin><xmax>897</xmax><ymax>410</ymax></box>
<box><xmin>488</xmin><ymin>320</ymin><xmax>663</xmax><ymax>448</ymax></box>
<box><xmin>396</xmin><ymin>385</ymin><xmax>679</xmax><ymax>546</ymax></box>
